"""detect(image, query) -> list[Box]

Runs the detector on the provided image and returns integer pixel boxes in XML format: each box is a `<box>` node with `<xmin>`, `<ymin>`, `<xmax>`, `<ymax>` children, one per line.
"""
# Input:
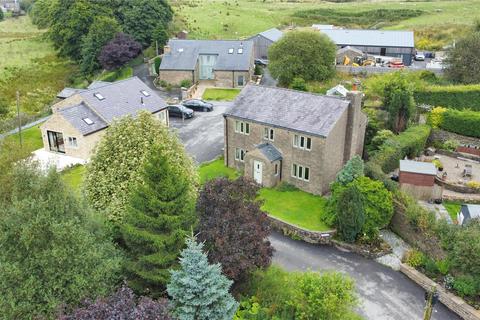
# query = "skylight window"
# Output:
<box><xmin>237</xmin><ymin>48</ymin><xmax>243</xmax><ymax>54</ymax></box>
<box><xmin>83</xmin><ymin>118</ymin><xmax>94</xmax><ymax>125</ymax></box>
<box><xmin>178</xmin><ymin>48</ymin><xmax>184</xmax><ymax>53</ymax></box>
<box><xmin>93</xmin><ymin>92</ymin><xmax>105</xmax><ymax>100</ymax></box>
<box><xmin>140</xmin><ymin>90</ymin><xmax>150</xmax><ymax>97</ymax></box>
<box><xmin>228</xmin><ymin>48</ymin><xmax>234</xmax><ymax>54</ymax></box>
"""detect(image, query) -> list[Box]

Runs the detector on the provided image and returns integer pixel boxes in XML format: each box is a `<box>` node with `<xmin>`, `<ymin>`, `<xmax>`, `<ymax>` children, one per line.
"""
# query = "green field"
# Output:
<box><xmin>173</xmin><ymin>0</ymin><xmax>480</xmax><ymax>48</ymax></box>
<box><xmin>0</xmin><ymin>16</ymin><xmax>75</xmax><ymax>130</ymax></box>
<box><xmin>4</xmin><ymin>124</ymin><xmax>43</xmax><ymax>153</ymax></box>
<box><xmin>203</xmin><ymin>88</ymin><xmax>241</xmax><ymax>101</ymax></box>
<box><xmin>258</xmin><ymin>187</ymin><xmax>331</xmax><ymax>231</ymax></box>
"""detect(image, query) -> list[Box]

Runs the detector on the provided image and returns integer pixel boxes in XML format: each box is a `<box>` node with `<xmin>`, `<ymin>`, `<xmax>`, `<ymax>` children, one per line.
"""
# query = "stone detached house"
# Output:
<box><xmin>223</xmin><ymin>85</ymin><xmax>367</xmax><ymax>195</ymax></box>
<box><xmin>247</xmin><ymin>27</ymin><xmax>283</xmax><ymax>60</ymax></box>
<box><xmin>40</xmin><ymin>77</ymin><xmax>168</xmax><ymax>160</ymax></box>
<box><xmin>159</xmin><ymin>39</ymin><xmax>254</xmax><ymax>88</ymax></box>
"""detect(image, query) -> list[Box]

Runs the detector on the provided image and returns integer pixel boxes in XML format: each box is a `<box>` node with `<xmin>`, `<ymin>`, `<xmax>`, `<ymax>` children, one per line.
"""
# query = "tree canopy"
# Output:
<box><xmin>197</xmin><ymin>178</ymin><xmax>273</xmax><ymax>282</ymax></box>
<box><xmin>99</xmin><ymin>33</ymin><xmax>142</xmax><ymax>71</ymax></box>
<box><xmin>121</xmin><ymin>143</ymin><xmax>197</xmax><ymax>296</ymax></box>
<box><xmin>445</xmin><ymin>31</ymin><xmax>480</xmax><ymax>84</ymax></box>
<box><xmin>336</xmin><ymin>185</ymin><xmax>365</xmax><ymax>243</ymax></box>
<box><xmin>0</xmin><ymin>165</ymin><xmax>122</xmax><ymax>319</ymax></box>
<box><xmin>383</xmin><ymin>72</ymin><xmax>415</xmax><ymax>133</ymax></box>
<box><xmin>167</xmin><ymin>236</ymin><xmax>238</xmax><ymax>320</ymax></box>
<box><xmin>268</xmin><ymin>30</ymin><xmax>336</xmax><ymax>86</ymax></box>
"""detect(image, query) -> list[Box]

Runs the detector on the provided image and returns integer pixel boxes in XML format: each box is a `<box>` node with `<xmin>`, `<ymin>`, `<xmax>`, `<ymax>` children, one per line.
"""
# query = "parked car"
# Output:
<box><xmin>388</xmin><ymin>61</ymin><xmax>405</xmax><ymax>68</ymax></box>
<box><xmin>168</xmin><ymin>105</ymin><xmax>194</xmax><ymax>119</ymax></box>
<box><xmin>254</xmin><ymin>59</ymin><xmax>268</xmax><ymax>66</ymax></box>
<box><xmin>415</xmin><ymin>52</ymin><xmax>425</xmax><ymax>61</ymax></box>
<box><xmin>181</xmin><ymin>99</ymin><xmax>214</xmax><ymax>112</ymax></box>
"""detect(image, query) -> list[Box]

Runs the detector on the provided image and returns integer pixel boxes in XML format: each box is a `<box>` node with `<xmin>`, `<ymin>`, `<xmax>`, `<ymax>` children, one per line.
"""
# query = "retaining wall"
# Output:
<box><xmin>400</xmin><ymin>264</ymin><xmax>480</xmax><ymax>320</ymax></box>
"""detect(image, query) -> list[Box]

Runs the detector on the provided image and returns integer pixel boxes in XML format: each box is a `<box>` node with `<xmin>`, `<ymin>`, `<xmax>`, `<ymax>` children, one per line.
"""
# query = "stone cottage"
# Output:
<box><xmin>223</xmin><ymin>85</ymin><xmax>367</xmax><ymax>195</ymax></box>
<box><xmin>40</xmin><ymin>77</ymin><xmax>168</xmax><ymax>160</ymax></box>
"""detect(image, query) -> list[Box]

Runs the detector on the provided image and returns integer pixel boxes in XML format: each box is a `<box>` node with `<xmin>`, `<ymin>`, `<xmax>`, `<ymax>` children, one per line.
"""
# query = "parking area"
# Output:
<box><xmin>169</xmin><ymin>101</ymin><xmax>233</xmax><ymax>163</ymax></box>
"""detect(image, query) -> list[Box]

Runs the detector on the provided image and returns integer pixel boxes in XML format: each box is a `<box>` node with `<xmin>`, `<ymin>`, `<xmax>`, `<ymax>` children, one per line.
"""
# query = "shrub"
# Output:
<box><xmin>435</xmin><ymin>259</ymin><xmax>450</xmax><ymax>275</ymax></box>
<box><xmin>404</xmin><ymin>249</ymin><xmax>424</xmax><ymax>268</ymax></box>
<box><xmin>180</xmin><ymin>79</ymin><xmax>192</xmax><ymax>88</ymax></box>
<box><xmin>383</xmin><ymin>72</ymin><xmax>415</xmax><ymax>133</ymax></box>
<box><xmin>335</xmin><ymin>155</ymin><xmax>364</xmax><ymax>186</ymax></box>
<box><xmin>466</xmin><ymin>181</ymin><xmax>480</xmax><ymax>190</ymax></box>
<box><xmin>414</xmin><ymin>84</ymin><xmax>480</xmax><ymax>111</ymax></box>
<box><xmin>427</xmin><ymin>106</ymin><xmax>447</xmax><ymax>129</ymax></box>
<box><xmin>440</xmin><ymin>109</ymin><xmax>480</xmax><ymax>138</ymax></box>
<box><xmin>154</xmin><ymin>57</ymin><xmax>162</xmax><ymax>74</ymax></box>
<box><xmin>443</xmin><ymin>139</ymin><xmax>459</xmax><ymax>151</ymax></box>
<box><xmin>453</xmin><ymin>275</ymin><xmax>478</xmax><ymax>297</ymax></box>
<box><xmin>336</xmin><ymin>185</ymin><xmax>365</xmax><ymax>243</ymax></box>
<box><xmin>422</xmin><ymin>256</ymin><xmax>439</xmax><ymax>278</ymax></box>
<box><xmin>290</xmin><ymin>77</ymin><xmax>307</xmax><ymax>91</ymax></box>
<box><xmin>369</xmin><ymin>129</ymin><xmax>394</xmax><ymax>153</ymax></box>
<box><xmin>444</xmin><ymin>31</ymin><xmax>480</xmax><ymax>84</ymax></box>
<box><xmin>432</xmin><ymin>159</ymin><xmax>443</xmax><ymax>170</ymax></box>
<box><xmin>254</xmin><ymin>64</ymin><xmax>263</xmax><ymax>76</ymax></box>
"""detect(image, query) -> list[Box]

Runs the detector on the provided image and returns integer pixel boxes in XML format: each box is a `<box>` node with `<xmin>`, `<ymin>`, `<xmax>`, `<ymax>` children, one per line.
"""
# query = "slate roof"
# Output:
<box><xmin>461</xmin><ymin>204</ymin><xmax>480</xmax><ymax>223</ymax></box>
<box><xmin>320</xmin><ymin>29</ymin><xmax>415</xmax><ymax>48</ymax></box>
<box><xmin>225</xmin><ymin>85</ymin><xmax>350</xmax><ymax>138</ymax></box>
<box><xmin>58</xmin><ymin>77</ymin><xmax>166</xmax><ymax>135</ymax></box>
<box><xmin>258</xmin><ymin>28</ymin><xmax>283</xmax><ymax>42</ymax></box>
<box><xmin>399</xmin><ymin>160</ymin><xmax>437</xmax><ymax>176</ymax></box>
<box><xmin>57</xmin><ymin>88</ymin><xmax>86</xmax><ymax>99</ymax></box>
<box><xmin>160</xmin><ymin>39</ymin><xmax>254</xmax><ymax>71</ymax></box>
<box><xmin>257</xmin><ymin>143</ymin><xmax>282</xmax><ymax>162</ymax></box>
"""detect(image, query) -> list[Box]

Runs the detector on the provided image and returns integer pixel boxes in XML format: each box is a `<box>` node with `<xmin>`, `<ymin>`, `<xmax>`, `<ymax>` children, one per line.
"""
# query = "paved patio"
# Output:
<box><xmin>32</xmin><ymin>149</ymin><xmax>87</xmax><ymax>172</ymax></box>
<box><xmin>435</xmin><ymin>154</ymin><xmax>480</xmax><ymax>184</ymax></box>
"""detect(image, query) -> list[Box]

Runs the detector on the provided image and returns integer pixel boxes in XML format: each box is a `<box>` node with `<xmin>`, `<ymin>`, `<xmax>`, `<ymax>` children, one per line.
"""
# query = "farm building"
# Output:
<box><xmin>399</xmin><ymin>160</ymin><xmax>440</xmax><ymax>200</ymax></box>
<box><xmin>317</xmin><ymin>29</ymin><xmax>415</xmax><ymax>66</ymax></box>
<box><xmin>247</xmin><ymin>28</ymin><xmax>283</xmax><ymax>59</ymax></box>
<box><xmin>457</xmin><ymin>204</ymin><xmax>480</xmax><ymax>225</ymax></box>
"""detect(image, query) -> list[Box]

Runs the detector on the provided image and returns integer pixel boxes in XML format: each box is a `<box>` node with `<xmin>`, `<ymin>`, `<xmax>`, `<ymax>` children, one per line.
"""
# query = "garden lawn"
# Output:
<box><xmin>97</xmin><ymin>66</ymin><xmax>133</xmax><ymax>82</ymax></box>
<box><xmin>443</xmin><ymin>200</ymin><xmax>461</xmax><ymax>223</ymax></box>
<box><xmin>4</xmin><ymin>124</ymin><xmax>43</xmax><ymax>153</ymax></box>
<box><xmin>198</xmin><ymin>158</ymin><xmax>239</xmax><ymax>184</ymax></box>
<box><xmin>203</xmin><ymin>88</ymin><xmax>241</xmax><ymax>101</ymax></box>
<box><xmin>258</xmin><ymin>187</ymin><xmax>331</xmax><ymax>231</ymax></box>
<box><xmin>61</xmin><ymin>165</ymin><xmax>86</xmax><ymax>193</ymax></box>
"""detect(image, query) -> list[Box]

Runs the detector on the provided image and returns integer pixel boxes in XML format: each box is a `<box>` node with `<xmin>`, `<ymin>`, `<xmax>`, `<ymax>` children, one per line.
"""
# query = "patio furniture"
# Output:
<box><xmin>463</xmin><ymin>164</ymin><xmax>473</xmax><ymax>177</ymax></box>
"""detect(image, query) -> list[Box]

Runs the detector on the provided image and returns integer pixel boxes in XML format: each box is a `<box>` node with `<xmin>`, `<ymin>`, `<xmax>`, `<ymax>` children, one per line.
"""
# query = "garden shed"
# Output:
<box><xmin>399</xmin><ymin>160</ymin><xmax>439</xmax><ymax>200</ymax></box>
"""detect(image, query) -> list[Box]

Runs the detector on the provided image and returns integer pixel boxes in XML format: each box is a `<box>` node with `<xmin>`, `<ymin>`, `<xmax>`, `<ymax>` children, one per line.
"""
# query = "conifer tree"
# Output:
<box><xmin>121</xmin><ymin>143</ymin><xmax>197</xmax><ymax>297</ymax></box>
<box><xmin>167</xmin><ymin>236</ymin><xmax>238</xmax><ymax>320</ymax></box>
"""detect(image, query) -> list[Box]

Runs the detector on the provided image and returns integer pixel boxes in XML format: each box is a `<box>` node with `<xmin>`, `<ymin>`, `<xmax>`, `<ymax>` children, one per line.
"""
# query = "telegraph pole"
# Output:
<box><xmin>16</xmin><ymin>90</ymin><xmax>22</xmax><ymax>148</ymax></box>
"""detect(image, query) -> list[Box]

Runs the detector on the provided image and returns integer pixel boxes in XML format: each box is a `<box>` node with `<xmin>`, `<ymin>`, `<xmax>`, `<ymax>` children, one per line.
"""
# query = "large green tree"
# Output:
<box><xmin>0</xmin><ymin>165</ymin><xmax>122</xmax><ymax>319</ymax></box>
<box><xmin>268</xmin><ymin>30</ymin><xmax>336</xmax><ymax>86</ymax></box>
<box><xmin>383</xmin><ymin>72</ymin><xmax>415</xmax><ymax>133</ymax></box>
<box><xmin>336</xmin><ymin>185</ymin><xmax>365</xmax><ymax>243</ymax></box>
<box><xmin>445</xmin><ymin>31</ymin><xmax>480</xmax><ymax>84</ymax></box>
<box><xmin>85</xmin><ymin>112</ymin><xmax>196</xmax><ymax>224</ymax></box>
<box><xmin>121</xmin><ymin>143</ymin><xmax>197</xmax><ymax>296</ymax></box>
<box><xmin>167</xmin><ymin>236</ymin><xmax>238</xmax><ymax>320</ymax></box>
<box><xmin>80</xmin><ymin>16</ymin><xmax>121</xmax><ymax>75</ymax></box>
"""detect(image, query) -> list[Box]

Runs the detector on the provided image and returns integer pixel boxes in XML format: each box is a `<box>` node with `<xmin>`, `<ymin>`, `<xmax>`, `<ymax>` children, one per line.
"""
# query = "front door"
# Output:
<box><xmin>253</xmin><ymin>160</ymin><xmax>263</xmax><ymax>184</ymax></box>
<box><xmin>47</xmin><ymin>130</ymin><xmax>65</xmax><ymax>153</ymax></box>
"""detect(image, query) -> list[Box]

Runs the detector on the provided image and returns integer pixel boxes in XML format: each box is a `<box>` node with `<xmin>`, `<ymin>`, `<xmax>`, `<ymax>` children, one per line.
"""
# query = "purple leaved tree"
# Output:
<box><xmin>99</xmin><ymin>33</ymin><xmax>142</xmax><ymax>71</ymax></box>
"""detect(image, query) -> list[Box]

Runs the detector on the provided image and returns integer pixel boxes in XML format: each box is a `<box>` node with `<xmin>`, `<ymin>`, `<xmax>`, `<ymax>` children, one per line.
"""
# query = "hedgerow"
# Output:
<box><xmin>414</xmin><ymin>84</ymin><xmax>480</xmax><ymax>111</ymax></box>
<box><xmin>441</xmin><ymin>109</ymin><xmax>480</xmax><ymax>138</ymax></box>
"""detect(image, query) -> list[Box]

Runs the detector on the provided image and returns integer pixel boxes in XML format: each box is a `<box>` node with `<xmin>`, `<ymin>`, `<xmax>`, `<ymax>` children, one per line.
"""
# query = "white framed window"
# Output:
<box><xmin>234</xmin><ymin>120</ymin><xmax>250</xmax><ymax>135</ymax></box>
<box><xmin>263</xmin><ymin>127</ymin><xmax>274</xmax><ymax>141</ymax></box>
<box><xmin>291</xmin><ymin>163</ymin><xmax>310</xmax><ymax>181</ymax></box>
<box><xmin>293</xmin><ymin>134</ymin><xmax>312</xmax><ymax>151</ymax></box>
<box><xmin>235</xmin><ymin>148</ymin><xmax>246</xmax><ymax>162</ymax></box>
<box><xmin>67</xmin><ymin>136</ymin><xmax>78</xmax><ymax>148</ymax></box>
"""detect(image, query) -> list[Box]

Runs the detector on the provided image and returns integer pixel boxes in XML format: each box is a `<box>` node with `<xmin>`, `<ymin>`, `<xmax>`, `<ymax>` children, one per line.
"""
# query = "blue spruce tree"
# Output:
<box><xmin>167</xmin><ymin>236</ymin><xmax>238</xmax><ymax>320</ymax></box>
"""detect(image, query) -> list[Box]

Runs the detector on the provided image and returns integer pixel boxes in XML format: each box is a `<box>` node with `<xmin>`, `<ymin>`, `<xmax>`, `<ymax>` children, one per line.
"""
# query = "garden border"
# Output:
<box><xmin>400</xmin><ymin>263</ymin><xmax>480</xmax><ymax>320</ymax></box>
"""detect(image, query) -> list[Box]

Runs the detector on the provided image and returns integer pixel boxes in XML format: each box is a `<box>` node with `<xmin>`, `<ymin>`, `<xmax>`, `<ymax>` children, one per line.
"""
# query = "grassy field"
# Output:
<box><xmin>61</xmin><ymin>165</ymin><xmax>86</xmax><ymax>193</ymax></box>
<box><xmin>4</xmin><ymin>124</ymin><xmax>43</xmax><ymax>153</ymax></box>
<box><xmin>198</xmin><ymin>158</ymin><xmax>239</xmax><ymax>184</ymax></box>
<box><xmin>258</xmin><ymin>186</ymin><xmax>331</xmax><ymax>231</ymax></box>
<box><xmin>0</xmin><ymin>16</ymin><xmax>75</xmax><ymax>129</ymax></box>
<box><xmin>203</xmin><ymin>88</ymin><xmax>241</xmax><ymax>101</ymax></box>
<box><xmin>173</xmin><ymin>0</ymin><xmax>480</xmax><ymax>48</ymax></box>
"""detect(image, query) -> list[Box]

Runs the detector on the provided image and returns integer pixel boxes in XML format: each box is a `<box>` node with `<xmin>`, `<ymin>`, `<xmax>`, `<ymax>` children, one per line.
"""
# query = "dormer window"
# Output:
<box><xmin>228</xmin><ymin>48</ymin><xmax>234</xmax><ymax>54</ymax></box>
<box><xmin>83</xmin><ymin>117</ymin><xmax>94</xmax><ymax>125</ymax></box>
<box><xmin>237</xmin><ymin>48</ymin><xmax>243</xmax><ymax>54</ymax></box>
<box><xmin>140</xmin><ymin>90</ymin><xmax>150</xmax><ymax>97</ymax></box>
<box><xmin>93</xmin><ymin>92</ymin><xmax>105</xmax><ymax>100</ymax></box>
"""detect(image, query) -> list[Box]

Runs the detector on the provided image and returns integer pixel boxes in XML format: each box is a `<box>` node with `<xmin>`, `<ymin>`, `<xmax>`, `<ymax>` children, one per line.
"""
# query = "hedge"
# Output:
<box><xmin>414</xmin><ymin>84</ymin><xmax>480</xmax><ymax>111</ymax></box>
<box><xmin>441</xmin><ymin>109</ymin><xmax>480</xmax><ymax>138</ymax></box>
<box><xmin>368</xmin><ymin>125</ymin><xmax>431</xmax><ymax>174</ymax></box>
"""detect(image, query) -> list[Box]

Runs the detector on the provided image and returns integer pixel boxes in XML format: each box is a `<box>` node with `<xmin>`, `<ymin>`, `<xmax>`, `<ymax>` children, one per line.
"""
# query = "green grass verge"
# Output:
<box><xmin>202</xmin><ymin>88</ymin><xmax>241</xmax><ymax>101</ymax></box>
<box><xmin>198</xmin><ymin>158</ymin><xmax>239</xmax><ymax>185</ymax></box>
<box><xmin>97</xmin><ymin>66</ymin><xmax>133</xmax><ymax>82</ymax></box>
<box><xmin>4</xmin><ymin>124</ymin><xmax>43</xmax><ymax>153</ymax></box>
<box><xmin>61</xmin><ymin>165</ymin><xmax>86</xmax><ymax>193</ymax></box>
<box><xmin>443</xmin><ymin>200</ymin><xmax>461</xmax><ymax>223</ymax></box>
<box><xmin>258</xmin><ymin>187</ymin><xmax>331</xmax><ymax>232</ymax></box>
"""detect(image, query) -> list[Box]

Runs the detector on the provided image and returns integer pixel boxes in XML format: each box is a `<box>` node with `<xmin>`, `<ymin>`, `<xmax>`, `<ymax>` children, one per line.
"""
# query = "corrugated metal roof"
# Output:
<box><xmin>225</xmin><ymin>85</ymin><xmax>350</xmax><ymax>138</ymax></box>
<box><xmin>160</xmin><ymin>39</ymin><xmax>254</xmax><ymax>71</ymax></box>
<box><xmin>312</xmin><ymin>24</ymin><xmax>334</xmax><ymax>30</ymax></box>
<box><xmin>320</xmin><ymin>29</ymin><xmax>414</xmax><ymax>48</ymax></box>
<box><xmin>400</xmin><ymin>160</ymin><xmax>437</xmax><ymax>175</ymax></box>
<box><xmin>258</xmin><ymin>28</ymin><xmax>283</xmax><ymax>42</ymax></box>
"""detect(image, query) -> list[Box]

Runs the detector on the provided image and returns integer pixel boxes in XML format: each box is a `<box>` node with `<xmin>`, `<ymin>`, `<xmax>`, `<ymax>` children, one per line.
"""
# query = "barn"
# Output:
<box><xmin>318</xmin><ymin>28</ymin><xmax>415</xmax><ymax>66</ymax></box>
<box><xmin>247</xmin><ymin>28</ymin><xmax>283</xmax><ymax>60</ymax></box>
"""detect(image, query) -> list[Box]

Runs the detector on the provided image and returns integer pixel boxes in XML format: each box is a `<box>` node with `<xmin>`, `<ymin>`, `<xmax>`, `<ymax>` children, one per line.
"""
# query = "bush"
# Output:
<box><xmin>414</xmin><ymin>84</ymin><xmax>480</xmax><ymax>111</ymax></box>
<box><xmin>290</xmin><ymin>77</ymin><xmax>307</xmax><ymax>91</ymax></box>
<box><xmin>180</xmin><ymin>79</ymin><xmax>192</xmax><ymax>88</ymax></box>
<box><xmin>336</xmin><ymin>185</ymin><xmax>365</xmax><ymax>243</ymax></box>
<box><xmin>254</xmin><ymin>64</ymin><xmax>263</xmax><ymax>76</ymax></box>
<box><xmin>443</xmin><ymin>139</ymin><xmax>459</xmax><ymax>151</ymax></box>
<box><xmin>432</xmin><ymin>159</ymin><xmax>443</xmax><ymax>170</ymax></box>
<box><xmin>440</xmin><ymin>109</ymin><xmax>480</xmax><ymax>138</ymax></box>
<box><xmin>427</xmin><ymin>107</ymin><xmax>447</xmax><ymax>129</ymax></box>
<box><xmin>453</xmin><ymin>275</ymin><xmax>478</xmax><ymax>297</ymax></box>
<box><xmin>422</xmin><ymin>256</ymin><xmax>439</xmax><ymax>278</ymax></box>
<box><xmin>466</xmin><ymin>181</ymin><xmax>480</xmax><ymax>190</ymax></box>
<box><xmin>436</xmin><ymin>259</ymin><xmax>450</xmax><ymax>275</ymax></box>
<box><xmin>335</xmin><ymin>155</ymin><xmax>364</xmax><ymax>186</ymax></box>
<box><xmin>404</xmin><ymin>249</ymin><xmax>424</xmax><ymax>268</ymax></box>
<box><xmin>154</xmin><ymin>57</ymin><xmax>162</xmax><ymax>74</ymax></box>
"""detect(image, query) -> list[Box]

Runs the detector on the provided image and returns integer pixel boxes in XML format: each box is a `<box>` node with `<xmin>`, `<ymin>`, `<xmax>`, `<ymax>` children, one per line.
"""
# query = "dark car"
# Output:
<box><xmin>168</xmin><ymin>105</ymin><xmax>194</xmax><ymax>119</ymax></box>
<box><xmin>254</xmin><ymin>59</ymin><xmax>268</xmax><ymax>66</ymax></box>
<box><xmin>181</xmin><ymin>99</ymin><xmax>214</xmax><ymax>112</ymax></box>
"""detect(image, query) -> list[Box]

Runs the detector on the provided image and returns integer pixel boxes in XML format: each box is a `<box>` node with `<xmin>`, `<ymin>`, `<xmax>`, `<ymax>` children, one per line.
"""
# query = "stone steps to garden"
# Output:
<box><xmin>375</xmin><ymin>230</ymin><xmax>411</xmax><ymax>271</ymax></box>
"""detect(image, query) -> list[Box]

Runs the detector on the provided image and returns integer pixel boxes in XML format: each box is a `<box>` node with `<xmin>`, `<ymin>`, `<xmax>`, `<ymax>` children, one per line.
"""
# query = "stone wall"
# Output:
<box><xmin>400</xmin><ymin>263</ymin><xmax>480</xmax><ymax>320</ymax></box>
<box><xmin>267</xmin><ymin>214</ymin><xmax>336</xmax><ymax>244</ymax></box>
<box><xmin>159</xmin><ymin>70</ymin><xmax>195</xmax><ymax>86</ymax></box>
<box><xmin>435</xmin><ymin>176</ymin><xmax>480</xmax><ymax>194</ymax></box>
<box><xmin>436</xmin><ymin>149</ymin><xmax>480</xmax><ymax>162</ymax></box>
<box><xmin>430</xmin><ymin>129</ymin><xmax>480</xmax><ymax>148</ymax></box>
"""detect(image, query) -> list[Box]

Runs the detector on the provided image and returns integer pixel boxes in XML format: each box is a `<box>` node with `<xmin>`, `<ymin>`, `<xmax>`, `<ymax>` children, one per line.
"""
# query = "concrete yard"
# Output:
<box><xmin>435</xmin><ymin>153</ymin><xmax>480</xmax><ymax>184</ymax></box>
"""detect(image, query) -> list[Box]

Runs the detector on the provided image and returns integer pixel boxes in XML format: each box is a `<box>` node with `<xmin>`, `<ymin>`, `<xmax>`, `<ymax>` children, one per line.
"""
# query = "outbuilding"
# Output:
<box><xmin>318</xmin><ymin>29</ymin><xmax>415</xmax><ymax>66</ymax></box>
<box><xmin>457</xmin><ymin>204</ymin><xmax>480</xmax><ymax>225</ymax></box>
<box><xmin>399</xmin><ymin>160</ymin><xmax>439</xmax><ymax>200</ymax></box>
<box><xmin>247</xmin><ymin>28</ymin><xmax>283</xmax><ymax>60</ymax></box>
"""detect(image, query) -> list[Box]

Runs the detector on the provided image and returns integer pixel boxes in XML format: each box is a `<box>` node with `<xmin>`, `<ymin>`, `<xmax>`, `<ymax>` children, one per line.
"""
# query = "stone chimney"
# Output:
<box><xmin>343</xmin><ymin>91</ymin><xmax>366</xmax><ymax>163</ymax></box>
<box><xmin>163</xmin><ymin>45</ymin><xmax>171</xmax><ymax>54</ymax></box>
